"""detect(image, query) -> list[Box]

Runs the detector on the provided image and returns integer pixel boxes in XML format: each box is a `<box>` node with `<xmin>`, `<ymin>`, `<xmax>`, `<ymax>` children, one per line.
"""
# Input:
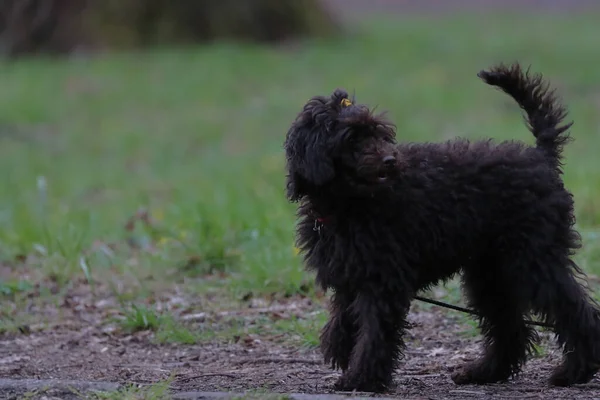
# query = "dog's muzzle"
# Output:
<box><xmin>377</xmin><ymin>156</ymin><xmax>397</xmax><ymax>182</ymax></box>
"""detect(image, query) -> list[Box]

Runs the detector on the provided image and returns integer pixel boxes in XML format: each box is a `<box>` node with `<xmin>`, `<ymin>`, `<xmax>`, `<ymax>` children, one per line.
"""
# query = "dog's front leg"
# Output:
<box><xmin>320</xmin><ymin>290</ymin><xmax>356</xmax><ymax>372</ymax></box>
<box><xmin>334</xmin><ymin>287</ymin><xmax>411</xmax><ymax>393</ymax></box>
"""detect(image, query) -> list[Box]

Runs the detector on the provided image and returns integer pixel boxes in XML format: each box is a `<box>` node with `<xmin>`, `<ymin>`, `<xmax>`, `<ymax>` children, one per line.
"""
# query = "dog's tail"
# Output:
<box><xmin>478</xmin><ymin>63</ymin><xmax>573</xmax><ymax>165</ymax></box>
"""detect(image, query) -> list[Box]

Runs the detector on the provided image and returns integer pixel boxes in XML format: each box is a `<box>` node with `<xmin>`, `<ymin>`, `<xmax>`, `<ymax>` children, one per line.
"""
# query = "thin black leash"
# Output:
<box><xmin>414</xmin><ymin>295</ymin><xmax>554</xmax><ymax>329</ymax></box>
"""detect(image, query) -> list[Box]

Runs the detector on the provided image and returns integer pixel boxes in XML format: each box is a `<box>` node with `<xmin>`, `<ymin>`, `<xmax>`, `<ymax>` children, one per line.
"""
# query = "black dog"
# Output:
<box><xmin>284</xmin><ymin>63</ymin><xmax>600</xmax><ymax>393</ymax></box>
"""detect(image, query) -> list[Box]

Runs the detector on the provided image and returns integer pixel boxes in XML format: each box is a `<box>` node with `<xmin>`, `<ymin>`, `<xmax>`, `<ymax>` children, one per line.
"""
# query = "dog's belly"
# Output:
<box><xmin>415</xmin><ymin>261</ymin><xmax>463</xmax><ymax>291</ymax></box>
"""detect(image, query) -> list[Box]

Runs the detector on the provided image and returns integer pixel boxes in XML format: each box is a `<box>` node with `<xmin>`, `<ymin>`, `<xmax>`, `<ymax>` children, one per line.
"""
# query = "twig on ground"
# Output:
<box><xmin>449</xmin><ymin>389</ymin><xmax>487</xmax><ymax>396</ymax></box>
<box><xmin>403</xmin><ymin>373</ymin><xmax>443</xmax><ymax>379</ymax></box>
<box><xmin>233</xmin><ymin>357</ymin><xmax>321</xmax><ymax>365</ymax></box>
<box><xmin>181</xmin><ymin>303</ymin><xmax>305</xmax><ymax>322</ymax></box>
<box><xmin>573</xmin><ymin>383</ymin><xmax>600</xmax><ymax>390</ymax></box>
<box><xmin>175</xmin><ymin>372</ymin><xmax>239</xmax><ymax>382</ymax></box>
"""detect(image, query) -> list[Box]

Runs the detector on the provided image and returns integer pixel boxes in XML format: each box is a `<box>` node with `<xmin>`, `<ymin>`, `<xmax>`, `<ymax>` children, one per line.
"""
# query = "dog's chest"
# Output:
<box><xmin>306</xmin><ymin>216</ymin><xmax>409</xmax><ymax>285</ymax></box>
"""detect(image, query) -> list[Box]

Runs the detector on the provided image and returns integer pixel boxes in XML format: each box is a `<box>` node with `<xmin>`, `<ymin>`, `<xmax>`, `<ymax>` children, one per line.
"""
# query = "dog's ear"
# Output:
<box><xmin>284</xmin><ymin>123</ymin><xmax>335</xmax><ymax>202</ymax></box>
<box><xmin>283</xmin><ymin>91</ymin><xmax>354</xmax><ymax>201</ymax></box>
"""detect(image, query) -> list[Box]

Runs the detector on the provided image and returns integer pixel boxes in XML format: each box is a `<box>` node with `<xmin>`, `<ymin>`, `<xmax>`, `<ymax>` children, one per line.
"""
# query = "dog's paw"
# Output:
<box><xmin>451</xmin><ymin>361</ymin><xmax>510</xmax><ymax>385</ymax></box>
<box><xmin>549</xmin><ymin>363</ymin><xmax>598</xmax><ymax>387</ymax></box>
<box><xmin>334</xmin><ymin>375</ymin><xmax>389</xmax><ymax>393</ymax></box>
<box><xmin>549</xmin><ymin>373</ymin><xmax>572</xmax><ymax>387</ymax></box>
<box><xmin>333</xmin><ymin>376</ymin><xmax>349</xmax><ymax>391</ymax></box>
<box><xmin>451</xmin><ymin>367</ymin><xmax>475</xmax><ymax>385</ymax></box>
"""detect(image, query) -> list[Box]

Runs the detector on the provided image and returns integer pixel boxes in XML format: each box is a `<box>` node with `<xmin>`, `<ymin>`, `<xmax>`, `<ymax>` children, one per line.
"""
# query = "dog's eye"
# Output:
<box><xmin>346</xmin><ymin>134</ymin><xmax>360</xmax><ymax>147</ymax></box>
<box><xmin>339</xmin><ymin>128</ymin><xmax>356</xmax><ymax>143</ymax></box>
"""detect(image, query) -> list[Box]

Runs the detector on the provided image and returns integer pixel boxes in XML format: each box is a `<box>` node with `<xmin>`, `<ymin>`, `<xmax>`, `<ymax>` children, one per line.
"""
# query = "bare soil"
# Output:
<box><xmin>3</xmin><ymin>291</ymin><xmax>600</xmax><ymax>399</ymax></box>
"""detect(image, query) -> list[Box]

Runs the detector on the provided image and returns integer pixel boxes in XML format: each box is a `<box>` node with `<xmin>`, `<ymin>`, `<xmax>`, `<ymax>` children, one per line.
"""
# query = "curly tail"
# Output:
<box><xmin>478</xmin><ymin>63</ymin><xmax>573</xmax><ymax>166</ymax></box>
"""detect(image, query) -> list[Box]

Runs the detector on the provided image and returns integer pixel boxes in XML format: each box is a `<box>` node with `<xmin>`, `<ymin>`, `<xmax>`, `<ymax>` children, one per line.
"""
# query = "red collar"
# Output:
<box><xmin>313</xmin><ymin>215</ymin><xmax>332</xmax><ymax>234</ymax></box>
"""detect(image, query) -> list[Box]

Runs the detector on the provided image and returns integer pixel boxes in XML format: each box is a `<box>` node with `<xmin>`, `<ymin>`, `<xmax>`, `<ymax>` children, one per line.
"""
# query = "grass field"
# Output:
<box><xmin>2</xmin><ymin>12</ymin><xmax>600</xmax><ymax>398</ymax></box>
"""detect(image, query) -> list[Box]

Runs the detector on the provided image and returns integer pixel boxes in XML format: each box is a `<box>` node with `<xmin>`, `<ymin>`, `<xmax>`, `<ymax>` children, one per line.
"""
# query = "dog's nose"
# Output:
<box><xmin>383</xmin><ymin>156</ymin><xmax>396</xmax><ymax>168</ymax></box>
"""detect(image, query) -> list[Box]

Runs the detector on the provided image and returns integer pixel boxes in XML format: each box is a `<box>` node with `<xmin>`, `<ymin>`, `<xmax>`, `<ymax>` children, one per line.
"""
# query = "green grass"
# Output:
<box><xmin>111</xmin><ymin>303</ymin><xmax>203</xmax><ymax>344</ymax></box>
<box><xmin>88</xmin><ymin>380</ymin><xmax>172</xmax><ymax>400</ymax></box>
<box><xmin>2</xmin><ymin>13</ymin><xmax>600</xmax><ymax>338</ymax></box>
<box><xmin>118</xmin><ymin>303</ymin><xmax>163</xmax><ymax>333</ymax></box>
<box><xmin>19</xmin><ymin>380</ymin><xmax>173</xmax><ymax>400</ymax></box>
<box><xmin>195</xmin><ymin>309</ymin><xmax>328</xmax><ymax>347</ymax></box>
<box><xmin>0</xmin><ymin>279</ymin><xmax>33</xmax><ymax>296</ymax></box>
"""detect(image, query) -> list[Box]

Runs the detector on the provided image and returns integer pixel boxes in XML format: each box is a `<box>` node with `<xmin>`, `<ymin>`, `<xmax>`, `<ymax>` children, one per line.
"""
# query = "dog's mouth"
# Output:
<box><xmin>375</xmin><ymin>155</ymin><xmax>397</xmax><ymax>183</ymax></box>
<box><xmin>376</xmin><ymin>169</ymin><xmax>391</xmax><ymax>183</ymax></box>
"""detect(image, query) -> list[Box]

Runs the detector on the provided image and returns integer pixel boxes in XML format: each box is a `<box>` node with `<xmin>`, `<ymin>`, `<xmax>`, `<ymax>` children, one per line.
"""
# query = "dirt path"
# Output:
<box><xmin>3</xmin><ymin>300</ymin><xmax>600</xmax><ymax>399</ymax></box>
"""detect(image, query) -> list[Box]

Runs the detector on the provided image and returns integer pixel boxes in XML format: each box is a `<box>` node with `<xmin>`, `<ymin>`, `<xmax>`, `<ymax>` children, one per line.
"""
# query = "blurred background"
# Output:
<box><xmin>1</xmin><ymin>1</ymin><xmax>600</xmax><ymax>394</ymax></box>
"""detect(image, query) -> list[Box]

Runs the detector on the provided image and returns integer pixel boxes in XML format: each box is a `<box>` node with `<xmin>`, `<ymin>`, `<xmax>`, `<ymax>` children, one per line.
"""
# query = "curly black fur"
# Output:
<box><xmin>283</xmin><ymin>63</ymin><xmax>600</xmax><ymax>393</ymax></box>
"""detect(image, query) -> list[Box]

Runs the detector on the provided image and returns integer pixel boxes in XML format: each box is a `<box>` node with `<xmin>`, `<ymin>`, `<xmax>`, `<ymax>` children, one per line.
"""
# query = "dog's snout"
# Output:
<box><xmin>383</xmin><ymin>156</ymin><xmax>396</xmax><ymax>168</ymax></box>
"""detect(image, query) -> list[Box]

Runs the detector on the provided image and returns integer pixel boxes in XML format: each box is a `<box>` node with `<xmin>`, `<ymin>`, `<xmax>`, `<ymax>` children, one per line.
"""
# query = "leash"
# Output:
<box><xmin>414</xmin><ymin>295</ymin><xmax>554</xmax><ymax>329</ymax></box>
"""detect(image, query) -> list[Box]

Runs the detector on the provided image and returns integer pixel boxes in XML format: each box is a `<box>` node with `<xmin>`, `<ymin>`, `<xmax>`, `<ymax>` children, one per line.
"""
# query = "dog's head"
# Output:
<box><xmin>284</xmin><ymin>89</ymin><xmax>399</xmax><ymax>201</ymax></box>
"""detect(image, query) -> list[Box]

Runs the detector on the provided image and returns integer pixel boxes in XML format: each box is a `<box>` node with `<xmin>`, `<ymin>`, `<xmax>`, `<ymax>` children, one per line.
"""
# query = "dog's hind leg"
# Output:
<box><xmin>320</xmin><ymin>290</ymin><xmax>357</xmax><ymax>372</ymax></box>
<box><xmin>452</xmin><ymin>260</ymin><xmax>539</xmax><ymax>385</ymax></box>
<box><xmin>530</xmin><ymin>257</ymin><xmax>600</xmax><ymax>386</ymax></box>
